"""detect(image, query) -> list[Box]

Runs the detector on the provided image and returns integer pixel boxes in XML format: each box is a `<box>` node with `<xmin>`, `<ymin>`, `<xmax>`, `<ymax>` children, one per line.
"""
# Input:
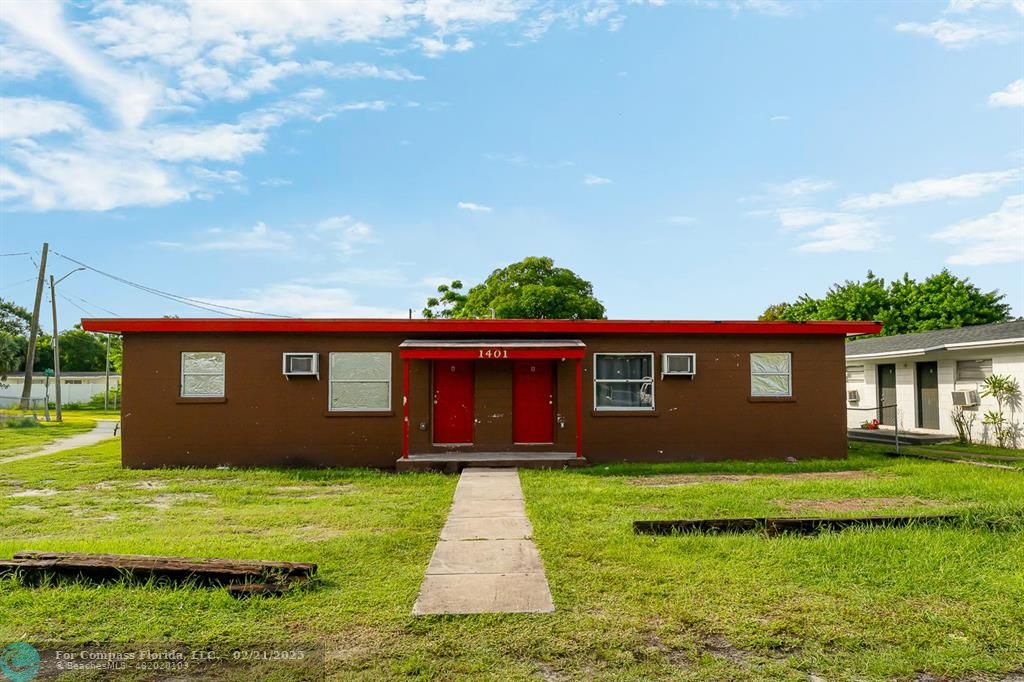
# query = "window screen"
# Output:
<box><xmin>956</xmin><ymin>359</ymin><xmax>992</xmax><ymax>382</ymax></box>
<box><xmin>181</xmin><ymin>352</ymin><xmax>225</xmax><ymax>397</ymax></box>
<box><xmin>594</xmin><ymin>353</ymin><xmax>654</xmax><ymax>409</ymax></box>
<box><xmin>751</xmin><ymin>352</ymin><xmax>792</xmax><ymax>397</ymax></box>
<box><xmin>329</xmin><ymin>352</ymin><xmax>391</xmax><ymax>411</ymax></box>
<box><xmin>846</xmin><ymin>364</ymin><xmax>865</xmax><ymax>383</ymax></box>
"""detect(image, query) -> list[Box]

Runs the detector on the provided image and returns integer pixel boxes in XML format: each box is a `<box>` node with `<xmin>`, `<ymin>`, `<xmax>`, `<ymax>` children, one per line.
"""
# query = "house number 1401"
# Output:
<box><xmin>478</xmin><ymin>349</ymin><xmax>509</xmax><ymax>359</ymax></box>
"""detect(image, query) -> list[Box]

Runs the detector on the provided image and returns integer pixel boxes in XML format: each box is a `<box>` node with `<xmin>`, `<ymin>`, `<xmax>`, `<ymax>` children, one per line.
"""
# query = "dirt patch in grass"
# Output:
<box><xmin>142</xmin><ymin>492</ymin><xmax>212</xmax><ymax>510</ymax></box>
<box><xmin>776</xmin><ymin>496</ymin><xmax>944</xmax><ymax>514</ymax></box>
<box><xmin>9</xmin><ymin>488</ymin><xmax>58</xmax><ymax>497</ymax></box>
<box><xmin>630</xmin><ymin>470</ymin><xmax>880</xmax><ymax>487</ymax></box>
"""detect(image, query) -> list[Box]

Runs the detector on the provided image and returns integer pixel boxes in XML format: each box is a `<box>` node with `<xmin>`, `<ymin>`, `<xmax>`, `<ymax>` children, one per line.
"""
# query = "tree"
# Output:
<box><xmin>0</xmin><ymin>297</ymin><xmax>31</xmax><ymax>336</ymax></box>
<box><xmin>423</xmin><ymin>257</ymin><xmax>606</xmax><ymax>320</ymax></box>
<box><xmin>0</xmin><ymin>331</ymin><xmax>26</xmax><ymax>378</ymax></box>
<box><xmin>759</xmin><ymin>269</ymin><xmax>1011</xmax><ymax>336</ymax></box>
<box><xmin>30</xmin><ymin>326</ymin><xmax>113</xmax><ymax>372</ymax></box>
<box><xmin>422</xmin><ymin>280</ymin><xmax>467</xmax><ymax>319</ymax></box>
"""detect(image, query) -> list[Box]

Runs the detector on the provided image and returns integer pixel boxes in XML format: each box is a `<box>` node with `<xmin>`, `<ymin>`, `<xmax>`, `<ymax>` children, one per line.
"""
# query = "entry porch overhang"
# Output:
<box><xmin>398</xmin><ymin>339</ymin><xmax>586</xmax><ymax>360</ymax></box>
<box><xmin>398</xmin><ymin>339</ymin><xmax>586</xmax><ymax>461</ymax></box>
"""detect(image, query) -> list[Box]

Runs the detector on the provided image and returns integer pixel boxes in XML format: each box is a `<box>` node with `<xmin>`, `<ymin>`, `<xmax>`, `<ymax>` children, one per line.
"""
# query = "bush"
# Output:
<box><xmin>0</xmin><ymin>414</ymin><xmax>39</xmax><ymax>429</ymax></box>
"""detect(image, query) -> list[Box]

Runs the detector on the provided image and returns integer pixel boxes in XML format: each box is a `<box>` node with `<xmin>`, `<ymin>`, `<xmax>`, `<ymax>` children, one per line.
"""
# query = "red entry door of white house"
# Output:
<box><xmin>433</xmin><ymin>360</ymin><xmax>474</xmax><ymax>445</ymax></box>
<box><xmin>513</xmin><ymin>360</ymin><xmax>555</xmax><ymax>444</ymax></box>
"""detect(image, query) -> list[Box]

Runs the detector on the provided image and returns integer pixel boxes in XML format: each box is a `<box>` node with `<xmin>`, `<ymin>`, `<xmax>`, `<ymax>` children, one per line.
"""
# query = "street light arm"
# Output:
<box><xmin>54</xmin><ymin>267</ymin><xmax>86</xmax><ymax>286</ymax></box>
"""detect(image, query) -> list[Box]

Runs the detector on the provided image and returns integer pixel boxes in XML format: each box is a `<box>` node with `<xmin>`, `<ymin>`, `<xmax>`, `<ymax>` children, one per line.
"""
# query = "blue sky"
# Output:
<box><xmin>0</xmin><ymin>0</ymin><xmax>1022</xmax><ymax>329</ymax></box>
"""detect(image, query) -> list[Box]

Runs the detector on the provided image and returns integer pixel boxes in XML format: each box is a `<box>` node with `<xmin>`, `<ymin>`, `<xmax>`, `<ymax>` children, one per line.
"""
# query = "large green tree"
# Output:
<box><xmin>423</xmin><ymin>257</ymin><xmax>606</xmax><ymax>320</ymax></box>
<box><xmin>31</xmin><ymin>326</ymin><xmax>120</xmax><ymax>373</ymax></box>
<box><xmin>760</xmin><ymin>269</ymin><xmax>1012</xmax><ymax>335</ymax></box>
<box><xmin>0</xmin><ymin>297</ymin><xmax>31</xmax><ymax>336</ymax></box>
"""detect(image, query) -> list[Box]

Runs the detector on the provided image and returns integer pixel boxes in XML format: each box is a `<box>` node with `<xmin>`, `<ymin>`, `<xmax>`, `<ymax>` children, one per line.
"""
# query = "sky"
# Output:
<box><xmin>0</xmin><ymin>0</ymin><xmax>1022</xmax><ymax>330</ymax></box>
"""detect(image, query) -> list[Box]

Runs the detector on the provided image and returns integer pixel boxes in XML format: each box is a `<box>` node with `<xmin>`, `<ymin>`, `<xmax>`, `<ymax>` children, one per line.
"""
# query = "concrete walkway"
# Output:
<box><xmin>412</xmin><ymin>468</ymin><xmax>555</xmax><ymax>615</ymax></box>
<box><xmin>0</xmin><ymin>419</ymin><xmax>119</xmax><ymax>465</ymax></box>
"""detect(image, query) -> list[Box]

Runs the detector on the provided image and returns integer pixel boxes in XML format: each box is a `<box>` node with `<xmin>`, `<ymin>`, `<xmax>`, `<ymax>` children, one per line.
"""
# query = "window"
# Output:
<box><xmin>956</xmin><ymin>359</ymin><xmax>992</xmax><ymax>382</ymax></box>
<box><xmin>846</xmin><ymin>364</ymin><xmax>865</xmax><ymax>383</ymax></box>
<box><xmin>181</xmin><ymin>352</ymin><xmax>225</xmax><ymax>397</ymax></box>
<box><xmin>329</xmin><ymin>352</ymin><xmax>391</xmax><ymax>411</ymax></box>
<box><xmin>751</xmin><ymin>352</ymin><xmax>792</xmax><ymax>397</ymax></box>
<box><xmin>594</xmin><ymin>353</ymin><xmax>654</xmax><ymax>410</ymax></box>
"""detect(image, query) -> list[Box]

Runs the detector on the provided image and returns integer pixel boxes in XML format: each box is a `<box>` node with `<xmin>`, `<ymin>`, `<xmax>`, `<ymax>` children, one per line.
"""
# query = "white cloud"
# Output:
<box><xmin>147</xmin><ymin>124</ymin><xmax>267</xmax><ymax>163</ymax></box>
<box><xmin>584</xmin><ymin>174</ymin><xmax>612</xmax><ymax>185</ymax></box>
<box><xmin>0</xmin><ymin>140</ymin><xmax>188</xmax><ymax>211</ymax></box>
<box><xmin>769</xmin><ymin>114</ymin><xmax>790</xmax><ymax>122</ymax></box>
<box><xmin>893</xmin><ymin>19</ymin><xmax>1017</xmax><ymax>48</ymax></box>
<box><xmin>416</xmin><ymin>35</ymin><xmax>475</xmax><ymax>58</ymax></box>
<box><xmin>190</xmin><ymin>166</ymin><xmax>245</xmax><ymax>187</ymax></box>
<box><xmin>768</xmin><ymin>177</ymin><xmax>836</xmax><ymax>197</ymax></box>
<box><xmin>946</xmin><ymin>0</ymin><xmax>1024</xmax><ymax>13</ymax></box>
<box><xmin>840</xmin><ymin>169</ymin><xmax>1021</xmax><ymax>210</ymax></box>
<box><xmin>0</xmin><ymin>97</ymin><xmax>86</xmax><ymax>139</ymax></box>
<box><xmin>795</xmin><ymin>217</ymin><xmax>885</xmax><ymax>253</ymax></box>
<box><xmin>666</xmin><ymin>215</ymin><xmax>696</xmax><ymax>224</ymax></box>
<box><xmin>190</xmin><ymin>222</ymin><xmax>291</xmax><ymax>252</ymax></box>
<box><xmin>0</xmin><ymin>0</ymin><xmax>160</xmax><ymax>127</ymax></box>
<box><xmin>457</xmin><ymin>201</ymin><xmax>493</xmax><ymax>213</ymax></box>
<box><xmin>989</xmin><ymin>79</ymin><xmax>1024</xmax><ymax>107</ymax></box>
<box><xmin>316</xmin><ymin>215</ymin><xmax>375</xmax><ymax>254</ymax></box>
<box><xmin>199</xmin><ymin>282</ymin><xmax>409</xmax><ymax>318</ymax></box>
<box><xmin>0</xmin><ymin>43</ymin><xmax>55</xmax><ymax>79</ymax></box>
<box><xmin>774</xmin><ymin>208</ymin><xmax>852</xmax><ymax>230</ymax></box>
<box><xmin>260</xmin><ymin>177</ymin><xmax>292</xmax><ymax>187</ymax></box>
<box><xmin>931</xmin><ymin>194</ymin><xmax>1024</xmax><ymax>265</ymax></box>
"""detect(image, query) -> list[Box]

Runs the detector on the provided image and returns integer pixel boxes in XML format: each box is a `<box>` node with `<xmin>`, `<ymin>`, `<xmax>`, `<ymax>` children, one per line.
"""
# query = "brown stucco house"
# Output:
<box><xmin>81</xmin><ymin>318</ymin><xmax>881</xmax><ymax>469</ymax></box>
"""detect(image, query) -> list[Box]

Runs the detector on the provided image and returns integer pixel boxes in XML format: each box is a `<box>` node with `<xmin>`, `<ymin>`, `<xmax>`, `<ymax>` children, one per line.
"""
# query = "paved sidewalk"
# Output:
<box><xmin>0</xmin><ymin>419</ymin><xmax>119</xmax><ymax>465</ymax></box>
<box><xmin>412</xmin><ymin>468</ymin><xmax>555</xmax><ymax>615</ymax></box>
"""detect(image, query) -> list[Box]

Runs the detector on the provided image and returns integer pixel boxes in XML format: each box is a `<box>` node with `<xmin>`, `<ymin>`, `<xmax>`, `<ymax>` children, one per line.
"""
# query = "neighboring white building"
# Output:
<box><xmin>845</xmin><ymin>320</ymin><xmax>1024</xmax><ymax>446</ymax></box>
<box><xmin>0</xmin><ymin>372</ymin><xmax>121</xmax><ymax>408</ymax></box>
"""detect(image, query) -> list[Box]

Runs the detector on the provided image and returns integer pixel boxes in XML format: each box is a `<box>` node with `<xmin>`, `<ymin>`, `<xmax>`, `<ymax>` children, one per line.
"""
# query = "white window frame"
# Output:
<box><xmin>283</xmin><ymin>352</ymin><xmax>319</xmax><ymax>377</ymax></box>
<box><xmin>750</xmin><ymin>352</ymin><xmax>792</xmax><ymax>398</ymax></box>
<box><xmin>328</xmin><ymin>352</ymin><xmax>392</xmax><ymax>412</ymax></box>
<box><xmin>593</xmin><ymin>352</ymin><xmax>655</xmax><ymax>411</ymax></box>
<box><xmin>180</xmin><ymin>351</ymin><xmax>225</xmax><ymax>398</ymax></box>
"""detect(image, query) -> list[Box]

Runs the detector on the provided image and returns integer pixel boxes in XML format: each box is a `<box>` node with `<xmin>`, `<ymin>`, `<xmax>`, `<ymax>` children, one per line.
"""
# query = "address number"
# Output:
<box><xmin>478</xmin><ymin>349</ymin><xmax>509</xmax><ymax>359</ymax></box>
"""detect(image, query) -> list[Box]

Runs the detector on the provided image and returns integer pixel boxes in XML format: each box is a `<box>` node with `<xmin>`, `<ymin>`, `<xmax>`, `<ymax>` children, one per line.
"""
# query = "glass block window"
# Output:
<box><xmin>181</xmin><ymin>352</ymin><xmax>225</xmax><ymax>397</ymax></box>
<box><xmin>329</xmin><ymin>352</ymin><xmax>391</xmax><ymax>411</ymax></box>
<box><xmin>594</xmin><ymin>353</ymin><xmax>654</xmax><ymax>410</ymax></box>
<box><xmin>751</xmin><ymin>352</ymin><xmax>792</xmax><ymax>397</ymax></box>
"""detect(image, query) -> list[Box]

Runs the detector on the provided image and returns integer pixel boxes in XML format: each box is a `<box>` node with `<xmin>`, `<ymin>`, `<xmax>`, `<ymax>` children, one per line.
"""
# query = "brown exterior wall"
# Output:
<box><xmin>120</xmin><ymin>332</ymin><xmax>847</xmax><ymax>468</ymax></box>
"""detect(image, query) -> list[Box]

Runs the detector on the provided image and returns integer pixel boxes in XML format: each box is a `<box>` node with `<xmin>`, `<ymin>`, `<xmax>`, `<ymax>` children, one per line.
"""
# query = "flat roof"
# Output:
<box><xmin>80</xmin><ymin>318</ymin><xmax>882</xmax><ymax>336</ymax></box>
<box><xmin>399</xmin><ymin>339</ymin><xmax>586</xmax><ymax>348</ymax></box>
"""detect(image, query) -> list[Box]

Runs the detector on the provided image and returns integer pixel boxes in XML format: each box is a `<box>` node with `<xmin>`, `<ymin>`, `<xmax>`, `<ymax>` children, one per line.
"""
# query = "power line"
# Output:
<box><xmin>50</xmin><ymin>251</ymin><xmax>290</xmax><ymax>318</ymax></box>
<box><xmin>0</xmin><ymin>252</ymin><xmax>32</xmax><ymax>257</ymax></box>
<box><xmin>0</xmin><ymin>276</ymin><xmax>37</xmax><ymax>291</ymax></box>
<box><xmin>58</xmin><ymin>292</ymin><xmax>94</xmax><ymax>317</ymax></box>
<box><xmin>62</xmin><ymin>289</ymin><xmax>121</xmax><ymax>317</ymax></box>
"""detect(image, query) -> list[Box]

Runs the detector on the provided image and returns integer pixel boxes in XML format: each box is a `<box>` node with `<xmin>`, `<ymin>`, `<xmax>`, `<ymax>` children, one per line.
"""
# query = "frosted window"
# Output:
<box><xmin>594</xmin><ymin>353</ymin><xmax>654</xmax><ymax>410</ymax></box>
<box><xmin>956</xmin><ymin>359</ymin><xmax>992</xmax><ymax>382</ymax></box>
<box><xmin>329</xmin><ymin>352</ymin><xmax>391</xmax><ymax>411</ymax></box>
<box><xmin>751</xmin><ymin>352</ymin><xmax>792</xmax><ymax>397</ymax></box>
<box><xmin>846</xmin><ymin>365</ymin><xmax>865</xmax><ymax>383</ymax></box>
<box><xmin>181</xmin><ymin>352</ymin><xmax>225</xmax><ymax>397</ymax></box>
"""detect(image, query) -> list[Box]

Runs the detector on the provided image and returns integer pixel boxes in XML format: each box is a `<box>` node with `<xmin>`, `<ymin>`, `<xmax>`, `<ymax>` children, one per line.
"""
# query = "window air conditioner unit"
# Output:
<box><xmin>283</xmin><ymin>352</ymin><xmax>319</xmax><ymax>377</ymax></box>
<box><xmin>662</xmin><ymin>353</ymin><xmax>696</xmax><ymax>377</ymax></box>
<box><xmin>951</xmin><ymin>390</ymin><xmax>978</xmax><ymax>407</ymax></box>
<box><xmin>847</xmin><ymin>389</ymin><xmax>860</xmax><ymax>402</ymax></box>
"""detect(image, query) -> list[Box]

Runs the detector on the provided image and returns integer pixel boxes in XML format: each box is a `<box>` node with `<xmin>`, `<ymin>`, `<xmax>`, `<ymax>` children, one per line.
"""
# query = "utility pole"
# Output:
<box><xmin>50</xmin><ymin>274</ymin><xmax>62</xmax><ymax>422</ymax></box>
<box><xmin>19</xmin><ymin>242</ymin><xmax>47</xmax><ymax>409</ymax></box>
<box><xmin>48</xmin><ymin>267</ymin><xmax>84</xmax><ymax>423</ymax></box>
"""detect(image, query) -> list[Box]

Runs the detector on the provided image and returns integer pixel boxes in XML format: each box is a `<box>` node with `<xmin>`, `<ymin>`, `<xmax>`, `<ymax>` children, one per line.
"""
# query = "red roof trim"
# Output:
<box><xmin>81</xmin><ymin>318</ymin><xmax>882</xmax><ymax>336</ymax></box>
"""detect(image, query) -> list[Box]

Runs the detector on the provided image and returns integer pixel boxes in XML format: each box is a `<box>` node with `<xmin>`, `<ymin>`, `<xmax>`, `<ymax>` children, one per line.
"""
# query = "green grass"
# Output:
<box><xmin>0</xmin><ymin>412</ymin><xmax>97</xmax><ymax>457</ymax></box>
<box><xmin>0</xmin><ymin>440</ymin><xmax>1022</xmax><ymax>680</ymax></box>
<box><xmin>918</xmin><ymin>442</ymin><xmax>1024</xmax><ymax>459</ymax></box>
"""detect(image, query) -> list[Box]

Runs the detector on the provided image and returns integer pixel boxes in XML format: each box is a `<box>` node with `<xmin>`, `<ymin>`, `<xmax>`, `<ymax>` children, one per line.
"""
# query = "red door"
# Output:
<box><xmin>513</xmin><ymin>360</ymin><xmax>555</xmax><ymax>444</ymax></box>
<box><xmin>433</xmin><ymin>360</ymin><xmax>474</xmax><ymax>444</ymax></box>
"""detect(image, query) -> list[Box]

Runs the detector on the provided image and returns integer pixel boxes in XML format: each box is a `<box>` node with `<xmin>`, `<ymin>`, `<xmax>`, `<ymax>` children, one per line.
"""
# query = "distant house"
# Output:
<box><xmin>0</xmin><ymin>372</ymin><xmax>120</xmax><ymax>408</ymax></box>
<box><xmin>845</xmin><ymin>321</ymin><xmax>1024</xmax><ymax>443</ymax></box>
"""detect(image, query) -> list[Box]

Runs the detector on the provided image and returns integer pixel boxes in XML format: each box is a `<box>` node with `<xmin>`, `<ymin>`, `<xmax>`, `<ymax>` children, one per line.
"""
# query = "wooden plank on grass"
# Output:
<box><xmin>633</xmin><ymin>514</ymin><xmax>961</xmax><ymax>536</ymax></box>
<box><xmin>12</xmin><ymin>551</ymin><xmax>316</xmax><ymax>577</ymax></box>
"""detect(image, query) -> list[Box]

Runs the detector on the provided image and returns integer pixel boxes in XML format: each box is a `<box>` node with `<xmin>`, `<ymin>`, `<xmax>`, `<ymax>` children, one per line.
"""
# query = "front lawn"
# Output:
<box><xmin>1</xmin><ymin>440</ymin><xmax>1022</xmax><ymax>680</ymax></box>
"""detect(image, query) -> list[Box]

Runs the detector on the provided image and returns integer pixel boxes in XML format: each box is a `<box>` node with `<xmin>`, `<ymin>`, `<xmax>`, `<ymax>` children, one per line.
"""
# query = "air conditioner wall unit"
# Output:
<box><xmin>847</xmin><ymin>389</ymin><xmax>860</xmax><ymax>402</ymax></box>
<box><xmin>283</xmin><ymin>352</ymin><xmax>319</xmax><ymax>377</ymax></box>
<box><xmin>662</xmin><ymin>353</ymin><xmax>696</xmax><ymax>377</ymax></box>
<box><xmin>951</xmin><ymin>390</ymin><xmax>978</xmax><ymax>407</ymax></box>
